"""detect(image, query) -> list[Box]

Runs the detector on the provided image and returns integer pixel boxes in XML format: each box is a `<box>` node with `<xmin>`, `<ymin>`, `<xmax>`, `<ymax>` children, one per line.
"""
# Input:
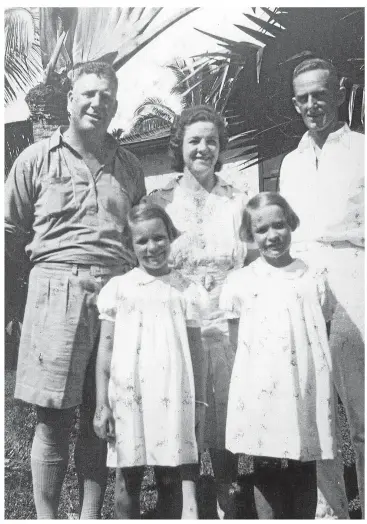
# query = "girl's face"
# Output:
<box><xmin>182</xmin><ymin>121</ymin><xmax>220</xmax><ymax>181</ymax></box>
<box><xmin>131</xmin><ymin>218</ymin><xmax>171</xmax><ymax>276</ymax></box>
<box><xmin>251</xmin><ymin>204</ymin><xmax>293</xmax><ymax>267</ymax></box>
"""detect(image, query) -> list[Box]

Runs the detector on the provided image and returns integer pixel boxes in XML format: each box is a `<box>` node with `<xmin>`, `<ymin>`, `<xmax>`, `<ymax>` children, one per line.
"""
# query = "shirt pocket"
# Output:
<box><xmin>44</xmin><ymin>176</ymin><xmax>77</xmax><ymax>216</ymax></box>
<box><xmin>99</xmin><ymin>176</ymin><xmax>131</xmax><ymax>228</ymax></box>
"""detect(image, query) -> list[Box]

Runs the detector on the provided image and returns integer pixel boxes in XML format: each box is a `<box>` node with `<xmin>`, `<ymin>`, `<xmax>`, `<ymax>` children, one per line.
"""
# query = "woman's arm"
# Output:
<box><xmin>228</xmin><ymin>318</ymin><xmax>240</xmax><ymax>354</ymax></box>
<box><xmin>93</xmin><ymin>319</ymin><xmax>115</xmax><ymax>441</ymax></box>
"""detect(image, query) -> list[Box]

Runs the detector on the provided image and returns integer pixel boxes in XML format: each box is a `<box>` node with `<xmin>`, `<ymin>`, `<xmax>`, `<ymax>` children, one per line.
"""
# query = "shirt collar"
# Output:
<box><xmin>48</xmin><ymin>126</ymin><xmax>120</xmax><ymax>160</ymax></box>
<box><xmin>297</xmin><ymin>122</ymin><xmax>352</xmax><ymax>153</ymax></box>
<box><xmin>157</xmin><ymin>173</ymin><xmax>233</xmax><ymax>203</ymax></box>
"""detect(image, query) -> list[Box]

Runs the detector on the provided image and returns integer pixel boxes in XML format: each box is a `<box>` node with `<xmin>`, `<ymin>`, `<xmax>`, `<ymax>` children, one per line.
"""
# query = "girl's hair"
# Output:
<box><xmin>169</xmin><ymin>105</ymin><xmax>228</xmax><ymax>172</ymax></box>
<box><xmin>239</xmin><ymin>192</ymin><xmax>300</xmax><ymax>242</ymax></box>
<box><xmin>126</xmin><ymin>203</ymin><xmax>180</xmax><ymax>246</ymax></box>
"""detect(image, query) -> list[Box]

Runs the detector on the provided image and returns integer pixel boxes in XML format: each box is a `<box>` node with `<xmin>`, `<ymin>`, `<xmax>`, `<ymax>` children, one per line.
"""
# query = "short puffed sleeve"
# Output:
<box><xmin>219</xmin><ymin>271</ymin><xmax>242</xmax><ymax>319</ymax></box>
<box><xmin>316</xmin><ymin>269</ymin><xmax>337</xmax><ymax>322</ymax></box>
<box><xmin>184</xmin><ymin>283</ymin><xmax>210</xmax><ymax>328</ymax></box>
<box><xmin>97</xmin><ymin>276</ymin><xmax>120</xmax><ymax>322</ymax></box>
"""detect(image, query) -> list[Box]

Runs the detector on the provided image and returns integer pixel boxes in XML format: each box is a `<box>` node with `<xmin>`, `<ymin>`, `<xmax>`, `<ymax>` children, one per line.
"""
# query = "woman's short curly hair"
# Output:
<box><xmin>239</xmin><ymin>192</ymin><xmax>300</xmax><ymax>243</ymax></box>
<box><xmin>169</xmin><ymin>105</ymin><xmax>228</xmax><ymax>172</ymax></box>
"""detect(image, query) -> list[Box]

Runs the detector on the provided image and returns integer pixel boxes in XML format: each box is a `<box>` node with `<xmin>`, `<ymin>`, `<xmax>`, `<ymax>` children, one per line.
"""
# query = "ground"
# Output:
<box><xmin>5</xmin><ymin>370</ymin><xmax>361</xmax><ymax>519</ymax></box>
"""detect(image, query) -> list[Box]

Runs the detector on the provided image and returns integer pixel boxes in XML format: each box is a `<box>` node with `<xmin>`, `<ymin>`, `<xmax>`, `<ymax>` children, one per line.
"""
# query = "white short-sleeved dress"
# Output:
<box><xmin>220</xmin><ymin>258</ymin><xmax>337</xmax><ymax>462</ymax></box>
<box><xmin>97</xmin><ymin>267</ymin><xmax>208</xmax><ymax>468</ymax></box>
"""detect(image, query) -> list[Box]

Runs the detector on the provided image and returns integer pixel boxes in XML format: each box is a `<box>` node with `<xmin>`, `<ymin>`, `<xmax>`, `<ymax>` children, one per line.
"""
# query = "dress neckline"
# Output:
<box><xmin>252</xmin><ymin>257</ymin><xmax>308</xmax><ymax>279</ymax></box>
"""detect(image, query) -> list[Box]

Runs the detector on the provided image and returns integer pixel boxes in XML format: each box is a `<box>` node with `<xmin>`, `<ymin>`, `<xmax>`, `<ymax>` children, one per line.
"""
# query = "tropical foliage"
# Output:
<box><xmin>126</xmin><ymin>55</ymin><xmax>253</xmax><ymax>150</ymax></box>
<box><xmin>4</xmin><ymin>7</ymin><xmax>43</xmax><ymax>105</ymax></box>
<box><xmin>39</xmin><ymin>8</ymin><xmax>198</xmax><ymax>78</ymax></box>
<box><xmin>9</xmin><ymin>8</ymin><xmax>198</xmax><ymax>122</ymax></box>
<box><xmin>187</xmin><ymin>7</ymin><xmax>364</xmax><ymax>169</ymax></box>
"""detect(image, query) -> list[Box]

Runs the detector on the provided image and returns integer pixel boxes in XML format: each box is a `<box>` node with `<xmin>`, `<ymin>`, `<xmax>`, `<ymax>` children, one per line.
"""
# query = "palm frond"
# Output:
<box><xmin>188</xmin><ymin>7</ymin><xmax>364</xmax><ymax>172</ymax></box>
<box><xmin>133</xmin><ymin>97</ymin><xmax>173</xmax><ymax>116</ymax></box>
<box><xmin>5</xmin><ymin>8</ymin><xmax>37</xmax><ymax>56</ymax></box>
<box><xmin>243</xmin><ymin>13</ymin><xmax>285</xmax><ymax>35</ymax></box>
<box><xmin>5</xmin><ymin>7</ymin><xmax>43</xmax><ymax>105</ymax></box>
<box><xmin>258</xmin><ymin>8</ymin><xmax>289</xmax><ymax>26</ymax></box>
<box><xmin>233</xmin><ymin>24</ymin><xmax>276</xmax><ymax>46</ymax></box>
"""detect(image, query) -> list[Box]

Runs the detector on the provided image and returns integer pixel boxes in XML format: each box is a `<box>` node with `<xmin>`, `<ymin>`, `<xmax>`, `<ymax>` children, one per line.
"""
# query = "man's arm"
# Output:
<box><xmin>5</xmin><ymin>151</ymin><xmax>35</xmax><ymax>262</ymax></box>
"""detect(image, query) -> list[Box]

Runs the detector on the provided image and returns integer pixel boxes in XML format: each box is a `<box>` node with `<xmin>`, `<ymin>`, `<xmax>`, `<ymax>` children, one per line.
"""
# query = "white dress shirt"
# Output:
<box><xmin>280</xmin><ymin>123</ymin><xmax>364</xmax><ymax>247</ymax></box>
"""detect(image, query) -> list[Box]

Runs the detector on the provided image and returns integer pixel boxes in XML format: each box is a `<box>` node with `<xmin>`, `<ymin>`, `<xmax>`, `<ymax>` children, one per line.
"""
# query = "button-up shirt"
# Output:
<box><xmin>280</xmin><ymin>123</ymin><xmax>364</xmax><ymax>247</ymax></box>
<box><xmin>5</xmin><ymin>127</ymin><xmax>146</xmax><ymax>266</ymax></box>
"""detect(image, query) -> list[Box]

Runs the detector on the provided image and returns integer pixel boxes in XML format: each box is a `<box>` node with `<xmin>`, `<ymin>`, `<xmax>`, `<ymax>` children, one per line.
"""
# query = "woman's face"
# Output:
<box><xmin>182</xmin><ymin>121</ymin><xmax>220</xmax><ymax>181</ymax></box>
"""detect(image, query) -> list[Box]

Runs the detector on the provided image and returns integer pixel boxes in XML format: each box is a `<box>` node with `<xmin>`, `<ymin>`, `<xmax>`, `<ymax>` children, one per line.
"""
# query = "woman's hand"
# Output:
<box><xmin>195</xmin><ymin>401</ymin><xmax>207</xmax><ymax>451</ymax></box>
<box><xmin>93</xmin><ymin>404</ymin><xmax>115</xmax><ymax>442</ymax></box>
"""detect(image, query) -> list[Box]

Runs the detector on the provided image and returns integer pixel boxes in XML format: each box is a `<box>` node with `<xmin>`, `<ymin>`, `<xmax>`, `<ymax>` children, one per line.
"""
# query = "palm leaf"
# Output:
<box><xmin>4</xmin><ymin>7</ymin><xmax>43</xmax><ymax>105</ymax></box>
<box><xmin>243</xmin><ymin>13</ymin><xmax>285</xmax><ymax>35</ymax></box>
<box><xmin>188</xmin><ymin>7</ymin><xmax>364</xmax><ymax>173</ymax></box>
<box><xmin>39</xmin><ymin>8</ymin><xmax>198</xmax><ymax>80</ymax></box>
<box><xmin>260</xmin><ymin>8</ymin><xmax>289</xmax><ymax>26</ymax></box>
<box><xmin>233</xmin><ymin>24</ymin><xmax>276</xmax><ymax>46</ymax></box>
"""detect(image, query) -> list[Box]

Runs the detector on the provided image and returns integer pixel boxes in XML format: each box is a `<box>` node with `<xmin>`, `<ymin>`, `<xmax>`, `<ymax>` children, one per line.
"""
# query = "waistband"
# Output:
<box><xmin>35</xmin><ymin>261</ymin><xmax>132</xmax><ymax>277</ymax></box>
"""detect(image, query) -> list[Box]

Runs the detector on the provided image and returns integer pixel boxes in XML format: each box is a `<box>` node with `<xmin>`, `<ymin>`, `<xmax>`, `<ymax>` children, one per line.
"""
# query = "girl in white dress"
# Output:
<box><xmin>93</xmin><ymin>203</ymin><xmax>208</xmax><ymax>519</ymax></box>
<box><xmin>220</xmin><ymin>192</ymin><xmax>337</xmax><ymax>519</ymax></box>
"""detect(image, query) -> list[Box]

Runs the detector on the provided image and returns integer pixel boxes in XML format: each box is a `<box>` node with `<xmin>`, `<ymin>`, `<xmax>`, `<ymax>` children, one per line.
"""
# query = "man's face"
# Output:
<box><xmin>292</xmin><ymin>69</ymin><xmax>345</xmax><ymax>134</ymax></box>
<box><xmin>67</xmin><ymin>73</ymin><xmax>118</xmax><ymax>136</ymax></box>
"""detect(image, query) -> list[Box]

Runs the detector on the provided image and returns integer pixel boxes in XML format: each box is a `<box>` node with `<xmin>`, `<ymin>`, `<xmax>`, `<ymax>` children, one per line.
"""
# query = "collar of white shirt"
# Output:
<box><xmin>297</xmin><ymin>122</ymin><xmax>351</xmax><ymax>154</ymax></box>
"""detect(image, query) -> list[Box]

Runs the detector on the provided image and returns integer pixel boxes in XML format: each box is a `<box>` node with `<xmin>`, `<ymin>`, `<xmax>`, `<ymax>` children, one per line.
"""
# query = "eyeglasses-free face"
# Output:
<box><xmin>130</xmin><ymin>218</ymin><xmax>171</xmax><ymax>276</ymax></box>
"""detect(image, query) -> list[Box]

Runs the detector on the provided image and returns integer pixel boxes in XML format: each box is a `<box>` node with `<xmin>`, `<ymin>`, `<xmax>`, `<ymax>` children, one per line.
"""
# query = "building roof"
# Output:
<box><xmin>120</xmin><ymin>127</ymin><xmax>171</xmax><ymax>154</ymax></box>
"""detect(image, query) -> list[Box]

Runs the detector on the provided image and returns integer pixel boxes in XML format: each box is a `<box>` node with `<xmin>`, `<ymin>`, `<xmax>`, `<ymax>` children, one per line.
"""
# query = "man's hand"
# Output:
<box><xmin>195</xmin><ymin>402</ymin><xmax>207</xmax><ymax>452</ymax></box>
<box><xmin>93</xmin><ymin>404</ymin><xmax>115</xmax><ymax>442</ymax></box>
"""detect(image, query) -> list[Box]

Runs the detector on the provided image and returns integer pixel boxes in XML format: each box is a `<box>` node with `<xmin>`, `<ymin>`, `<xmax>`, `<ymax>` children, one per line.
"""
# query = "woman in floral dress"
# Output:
<box><xmin>148</xmin><ymin>105</ymin><xmax>253</xmax><ymax>517</ymax></box>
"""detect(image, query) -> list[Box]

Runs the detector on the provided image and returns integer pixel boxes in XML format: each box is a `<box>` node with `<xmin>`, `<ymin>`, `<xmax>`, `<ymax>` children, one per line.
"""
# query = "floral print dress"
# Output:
<box><xmin>97</xmin><ymin>267</ymin><xmax>208</xmax><ymax>468</ymax></box>
<box><xmin>220</xmin><ymin>258</ymin><xmax>337</xmax><ymax>463</ymax></box>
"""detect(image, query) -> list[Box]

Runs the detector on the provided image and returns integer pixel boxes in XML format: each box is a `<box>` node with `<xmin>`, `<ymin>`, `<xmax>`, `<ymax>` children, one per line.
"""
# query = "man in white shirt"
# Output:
<box><xmin>280</xmin><ymin>58</ymin><xmax>364</xmax><ymax>518</ymax></box>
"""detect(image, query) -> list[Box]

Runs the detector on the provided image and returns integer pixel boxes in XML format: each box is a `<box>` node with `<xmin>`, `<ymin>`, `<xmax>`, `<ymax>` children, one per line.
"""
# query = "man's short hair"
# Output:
<box><xmin>69</xmin><ymin>61</ymin><xmax>118</xmax><ymax>91</ymax></box>
<box><xmin>293</xmin><ymin>58</ymin><xmax>340</xmax><ymax>89</ymax></box>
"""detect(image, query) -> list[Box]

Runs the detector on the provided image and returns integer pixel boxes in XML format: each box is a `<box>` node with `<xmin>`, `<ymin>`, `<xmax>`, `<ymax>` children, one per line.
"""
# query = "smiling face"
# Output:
<box><xmin>67</xmin><ymin>73</ymin><xmax>118</xmax><ymax>137</ymax></box>
<box><xmin>131</xmin><ymin>218</ymin><xmax>171</xmax><ymax>276</ymax></box>
<box><xmin>292</xmin><ymin>68</ymin><xmax>345</xmax><ymax>135</ymax></box>
<box><xmin>182</xmin><ymin>121</ymin><xmax>220</xmax><ymax>182</ymax></box>
<box><xmin>251</xmin><ymin>205</ymin><xmax>293</xmax><ymax>267</ymax></box>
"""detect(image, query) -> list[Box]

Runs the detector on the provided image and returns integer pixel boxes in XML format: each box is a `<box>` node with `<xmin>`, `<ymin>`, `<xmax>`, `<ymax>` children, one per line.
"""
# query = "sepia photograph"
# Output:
<box><xmin>4</xmin><ymin>6</ymin><xmax>364</xmax><ymax>519</ymax></box>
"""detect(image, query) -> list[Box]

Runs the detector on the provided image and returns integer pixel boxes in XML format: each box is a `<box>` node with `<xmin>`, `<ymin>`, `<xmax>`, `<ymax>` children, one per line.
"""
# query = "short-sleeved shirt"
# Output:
<box><xmin>5</xmin><ymin>127</ymin><xmax>146</xmax><ymax>267</ymax></box>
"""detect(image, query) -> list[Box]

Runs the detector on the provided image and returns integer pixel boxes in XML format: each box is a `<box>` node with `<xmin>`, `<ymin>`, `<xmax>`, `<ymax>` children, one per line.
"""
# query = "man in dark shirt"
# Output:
<box><xmin>5</xmin><ymin>61</ymin><xmax>146</xmax><ymax>519</ymax></box>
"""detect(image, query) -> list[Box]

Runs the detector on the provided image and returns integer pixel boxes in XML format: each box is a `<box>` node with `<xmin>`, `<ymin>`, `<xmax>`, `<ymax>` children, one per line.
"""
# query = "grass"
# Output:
<box><xmin>5</xmin><ymin>369</ymin><xmax>361</xmax><ymax>519</ymax></box>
